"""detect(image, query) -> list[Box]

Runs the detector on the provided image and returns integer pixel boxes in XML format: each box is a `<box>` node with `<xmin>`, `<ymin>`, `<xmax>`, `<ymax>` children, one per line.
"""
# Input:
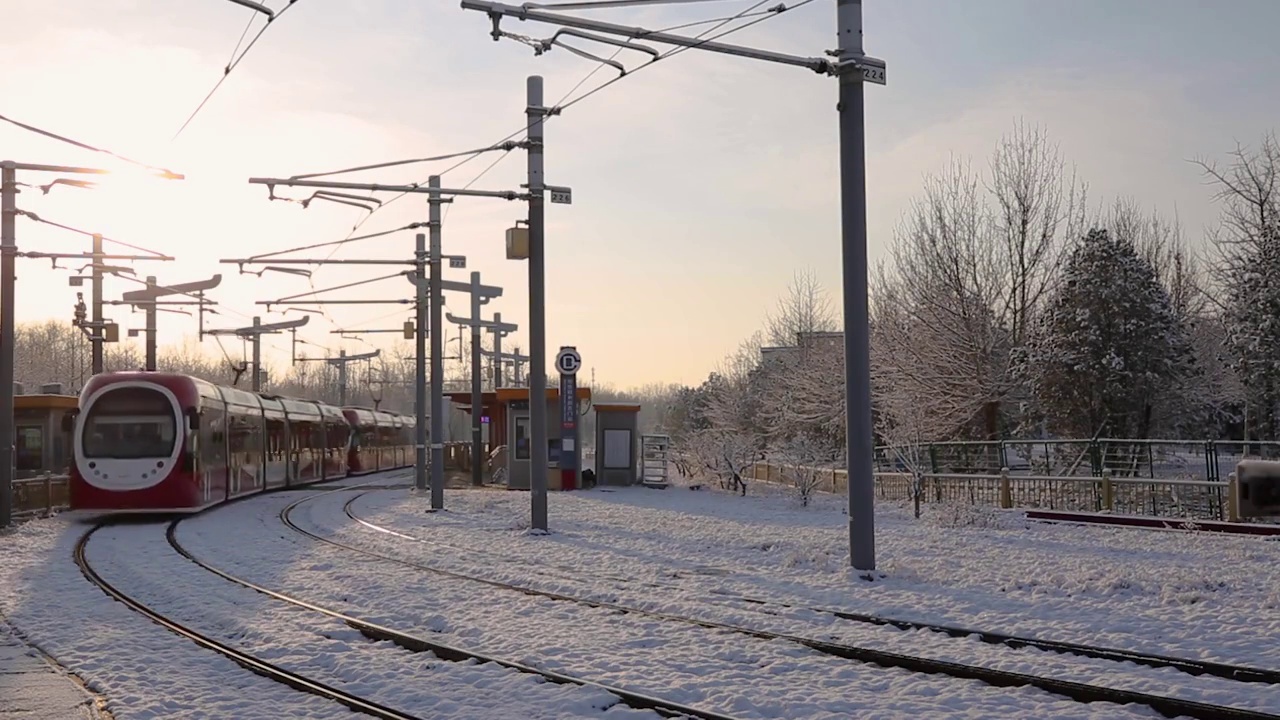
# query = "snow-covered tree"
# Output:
<box><xmin>1197</xmin><ymin>133</ymin><xmax>1280</xmax><ymax>443</ymax></box>
<box><xmin>1018</xmin><ymin>228</ymin><xmax>1196</xmax><ymax>439</ymax></box>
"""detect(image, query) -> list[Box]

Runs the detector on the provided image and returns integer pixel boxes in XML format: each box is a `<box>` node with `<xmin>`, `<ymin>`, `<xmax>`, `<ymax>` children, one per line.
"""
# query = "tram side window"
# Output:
<box><xmin>16</xmin><ymin>426</ymin><xmax>43</xmax><ymax>473</ymax></box>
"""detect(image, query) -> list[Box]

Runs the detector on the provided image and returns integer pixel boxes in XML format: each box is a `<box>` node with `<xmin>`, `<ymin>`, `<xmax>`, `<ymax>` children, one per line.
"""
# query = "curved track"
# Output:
<box><xmin>288</xmin><ymin>488</ymin><xmax>1280</xmax><ymax>720</ymax></box>
<box><xmin>73</xmin><ymin>520</ymin><xmax>421</xmax><ymax>720</ymax></box>
<box><xmin>342</xmin><ymin>491</ymin><xmax>1280</xmax><ymax>686</ymax></box>
<box><xmin>166</xmin><ymin>513</ymin><xmax>742</xmax><ymax>720</ymax></box>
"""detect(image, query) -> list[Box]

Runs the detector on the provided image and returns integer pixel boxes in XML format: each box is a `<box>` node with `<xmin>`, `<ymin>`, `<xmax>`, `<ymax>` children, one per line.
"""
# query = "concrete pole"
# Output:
<box><xmin>90</xmin><ymin>234</ymin><xmax>104</xmax><ymax>374</ymax></box>
<box><xmin>428</xmin><ymin>176</ymin><xmax>445</xmax><ymax>510</ymax></box>
<box><xmin>0</xmin><ymin>163</ymin><xmax>16</xmax><ymax>528</ymax></box>
<box><xmin>526</xmin><ymin>76</ymin><xmax>549</xmax><ymax>531</ymax></box>
<box><xmin>469</xmin><ymin>272</ymin><xmax>483</xmax><ymax>487</ymax></box>
<box><xmin>144</xmin><ymin>275</ymin><xmax>158</xmax><ymax>371</ymax></box>
<box><xmin>337</xmin><ymin>349</ymin><xmax>348</xmax><ymax>406</ymax></box>
<box><xmin>838</xmin><ymin>0</ymin><xmax>876</xmax><ymax>571</ymax></box>
<box><xmin>492</xmin><ymin>312</ymin><xmax>504</xmax><ymax>389</ymax></box>
<box><xmin>414</xmin><ymin>232</ymin><xmax>428</xmax><ymax>492</ymax></box>
<box><xmin>251</xmin><ymin>316</ymin><xmax>263</xmax><ymax>391</ymax></box>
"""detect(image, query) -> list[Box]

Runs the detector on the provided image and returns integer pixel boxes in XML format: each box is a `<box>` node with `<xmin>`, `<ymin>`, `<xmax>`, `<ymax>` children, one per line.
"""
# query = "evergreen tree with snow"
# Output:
<box><xmin>1019</xmin><ymin>228</ymin><xmax>1195</xmax><ymax>438</ymax></box>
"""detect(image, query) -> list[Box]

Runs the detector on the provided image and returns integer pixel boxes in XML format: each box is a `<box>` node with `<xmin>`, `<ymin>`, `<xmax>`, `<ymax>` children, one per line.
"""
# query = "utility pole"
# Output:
<box><xmin>117</xmin><ymin>274</ymin><xmax>223</xmax><ymax>371</ymax></box>
<box><xmin>243</xmin><ymin>169</ymin><xmax>522</xmax><ymax>510</ymax></box>
<box><xmin>527</xmin><ymin>75</ymin><xmax>550</xmax><ymax>531</ymax></box>
<box><xmin>91</xmin><ymin>235</ymin><xmax>105</xmax><ymax>372</ymax></box>
<box><xmin>488</xmin><ymin>311</ymin><xmax>514</xmax><ymax>389</ymax></box>
<box><xmin>206</xmin><ymin>315</ymin><xmax>311</xmax><ymax>390</ymax></box>
<box><xmin>482</xmin><ymin>347</ymin><xmax>528</xmax><ymax>389</ymax></box>
<box><xmin>0</xmin><ymin>162</ymin><xmax>14</xmax><ymax>529</ymax></box>
<box><xmin>57</xmin><ymin>235</ymin><xmax>169</xmax><ymax>375</ymax></box>
<box><xmin>448</xmin><ymin>293</ymin><xmax>517</xmax><ymax>487</ymax></box>
<box><xmin>460</xmin><ymin>0</ymin><xmax>883</xmax><ymax>568</ymax></box>
<box><xmin>0</xmin><ymin>158</ymin><xmax>183</xmax><ymax>528</ymax></box>
<box><xmin>325</xmin><ymin>349</ymin><xmax>380</xmax><ymax>406</ymax></box>
<box><xmin>415</xmin><ymin>230</ymin><xmax>429</xmax><ymax>495</ymax></box>
<box><xmin>428</xmin><ymin>177</ymin><xmax>446</xmax><ymax>506</ymax></box>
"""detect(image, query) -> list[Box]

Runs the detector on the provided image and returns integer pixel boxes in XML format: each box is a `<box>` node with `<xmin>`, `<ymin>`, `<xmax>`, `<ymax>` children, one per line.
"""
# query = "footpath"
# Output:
<box><xmin>0</xmin><ymin>625</ymin><xmax>105</xmax><ymax>719</ymax></box>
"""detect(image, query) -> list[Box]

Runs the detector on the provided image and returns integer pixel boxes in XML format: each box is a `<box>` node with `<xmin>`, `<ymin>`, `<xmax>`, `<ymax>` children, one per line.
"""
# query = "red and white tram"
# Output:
<box><xmin>68</xmin><ymin>371</ymin><xmax>417</xmax><ymax>513</ymax></box>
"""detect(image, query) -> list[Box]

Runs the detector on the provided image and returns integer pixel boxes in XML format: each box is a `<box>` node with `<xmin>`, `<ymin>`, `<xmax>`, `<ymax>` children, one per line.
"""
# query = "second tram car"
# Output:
<box><xmin>68</xmin><ymin>371</ymin><xmax>416</xmax><ymax>512</ymax></box>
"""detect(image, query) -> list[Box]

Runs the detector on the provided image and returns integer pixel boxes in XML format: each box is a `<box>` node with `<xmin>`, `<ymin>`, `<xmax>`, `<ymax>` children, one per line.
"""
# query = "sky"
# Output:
<box><xmin>2</xmin><ymin>0</ymin><xmax>1279</xmax><ymax>390</ymax></box>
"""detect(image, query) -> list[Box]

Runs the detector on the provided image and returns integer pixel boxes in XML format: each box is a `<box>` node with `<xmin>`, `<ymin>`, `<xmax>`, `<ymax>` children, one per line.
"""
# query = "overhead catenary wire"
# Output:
<box><xmin>14</xmin><ymin>211</ymin><xmax>173</xmax><ymax>259</ymax></box>
<box><xmin>0</xmin><ymin>113</ymin><xmax>181</xmax><ymax>176</ymax></box>
<box><xmin>255</xmin><ymin>1</ymin><xmax>808</xmax><ymax>319</ymax></box>
<box><xmin>345</xmin><ymin>0</ymin><xmax>795</xmax><ymax>232</ymax></box>
<box><xmin>172</xmin><ymin>0</ymin><xmax>305</xmax><ymax>140</ymax></box>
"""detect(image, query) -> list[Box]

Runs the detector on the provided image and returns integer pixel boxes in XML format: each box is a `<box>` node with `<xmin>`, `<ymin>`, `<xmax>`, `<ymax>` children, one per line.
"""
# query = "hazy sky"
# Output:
<box><xmin>3</xmin><ymin>0</ymin><xmax>1278</xmax><ymax>389</ymax></box>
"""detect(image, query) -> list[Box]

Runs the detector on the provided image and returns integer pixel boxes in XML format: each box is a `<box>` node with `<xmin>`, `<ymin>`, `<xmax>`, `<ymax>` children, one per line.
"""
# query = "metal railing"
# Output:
<box><xmin>750</xmin><ymin>462</ymin><xmax>1236</xmax><ymax>522</ymax></box>
<box><xmin>12</xmin><ymin>473</ymin><xmax>70</xmax><ymax>519</ymax></box>
<box><xmin>871</xmin><ymin>438</ymin><xmax>1280</xmax><ymax>485</ymax></box>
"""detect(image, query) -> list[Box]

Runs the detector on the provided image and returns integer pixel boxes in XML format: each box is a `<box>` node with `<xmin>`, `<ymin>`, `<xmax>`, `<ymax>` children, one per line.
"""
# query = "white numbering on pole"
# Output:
<box><xmin>556</xmin><ymin>347</ymin><xmax>581</xmax><ymax>375</ymax></box>
<box><xmin>548</xmin><ymin>185</ymin><xmax>573</xmax><ymax>205</ymax></box>
<box><xmin>449</xmin><ymin>257</ymin><xmax>466</xmax><ymax>269</ymax></box>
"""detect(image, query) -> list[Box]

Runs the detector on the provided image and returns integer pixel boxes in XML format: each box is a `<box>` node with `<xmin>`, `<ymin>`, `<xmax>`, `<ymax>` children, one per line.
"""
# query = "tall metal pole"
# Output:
<box><xmin>493</xmin><ymin>312</ymin><xmax>504</xmax><ymax>389</ymax></box>
<box><xmin>251</xmin><ymin>316</ymin><xmax>263</xmax><ymax>391</ymax></box>
<box><xmin>428</xmin><ymin>176</ymin><xmax>445</xmax><ymax>510</ymax></box>
<box><xmin>337</xmin><ymin>349</ymin><xmax>348</xmax><ymax>406</ymax></box>
<box><xmin>144</xmin><ymin>275</ymin><xmax>158</xmax><ymax>371</ymax></box>
<box><xmin>514</xmin><ymin>345</ymin><xmax>524</xmax><ymax>387</ymax></box>
<box><xmin>526</xmin><ymin>76</ymin><xmax>549</xmax><ymax>531</ymax></box>
<box><xmin>90</xmin><ymin>234</ymin><xmax>104</xmax><ymax>374</ymax></box>
<box><xmin>0</xmin><ymin>163</ymin><xmax>17</xmax><ymax>529</ymax></box>
<box><xmin>469</xmin><ymin>272</ymin><xmax>484</xmax><ymax>486</ymax></box>
<box><xmin>414</xmin><ymin>232</ymin><xmax>429</xmax><ymax>492</ymax></box>
<box><xmin>839</xmin><ymin>0</ymin><xmax>875</xmax><ymax>571</ymax></box>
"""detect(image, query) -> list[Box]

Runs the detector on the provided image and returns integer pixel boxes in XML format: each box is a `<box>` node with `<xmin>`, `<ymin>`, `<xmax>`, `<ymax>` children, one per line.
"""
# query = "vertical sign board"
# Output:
<box><xmin>556</xmin><ymin>346</ymin><xmax>582</xmax><ymax>490</ymax></box>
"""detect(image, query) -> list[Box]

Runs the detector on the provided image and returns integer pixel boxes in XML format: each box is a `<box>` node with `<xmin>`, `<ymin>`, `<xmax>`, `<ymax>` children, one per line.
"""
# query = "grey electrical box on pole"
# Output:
<box><xmin>526</xmin><ymin>75</ymin><xmax>550</xmax><ymax>532</ymax></box>
<box><xmin>429</xmin><ymin>176</ymin><xmax>446</xmax><ymax>509</ymax></box>
<box><xmin>414</xmin><ymin>232</ymin><xmax>429</xmax><ymax>493</ymax></box>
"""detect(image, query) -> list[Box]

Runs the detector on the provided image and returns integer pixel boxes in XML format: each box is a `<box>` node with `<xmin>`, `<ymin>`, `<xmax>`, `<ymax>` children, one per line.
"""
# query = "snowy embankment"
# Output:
<box><xmin>1</xmin><ymin>472</ymin><xmax>1276</xmax><ymax>719</ymax></box>
<box><xmin>186</xmin><ymin>488</ymin><xmax>1163</xmax><ymax>719</ymax></box>
<box><xmin>320</xmin><ymin>479</ymin><xmax>1280</xmax><ymax>713</ymax></box>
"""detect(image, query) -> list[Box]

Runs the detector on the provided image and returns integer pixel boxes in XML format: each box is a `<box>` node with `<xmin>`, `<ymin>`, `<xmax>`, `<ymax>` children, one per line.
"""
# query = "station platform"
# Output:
<box><xmin>0</xmin><ymin>624</ymin><xmax>104</xmax><ymax>719</ymax></box>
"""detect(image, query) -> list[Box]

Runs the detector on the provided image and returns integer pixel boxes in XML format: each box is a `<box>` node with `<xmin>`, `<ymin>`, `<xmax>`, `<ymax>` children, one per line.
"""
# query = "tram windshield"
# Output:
<box><xmin>82</xmin><ymin>387</ymin><xmax>178</xmax><ymax>459</ymax></box>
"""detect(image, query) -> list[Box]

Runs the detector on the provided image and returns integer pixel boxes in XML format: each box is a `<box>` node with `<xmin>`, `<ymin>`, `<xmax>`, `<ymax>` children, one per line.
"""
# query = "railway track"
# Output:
<box><xmin>285</xmin><ymin>487</ymin><xmax>1280</xmax><ymax>720</ymax></box>
<box><xmin>73</xmin><ymin>521</ymin><xmax>422</xmax><ymax>720</ymax></box>
<box><xmin>340</xmin><ymin>491</ymin><xmax>1280</xmax><ymax>687</ymax></box>
<box><xmin>159</xmin><ymin>505</ymin><xmax>741</xmax><ymax>720</ymax></box>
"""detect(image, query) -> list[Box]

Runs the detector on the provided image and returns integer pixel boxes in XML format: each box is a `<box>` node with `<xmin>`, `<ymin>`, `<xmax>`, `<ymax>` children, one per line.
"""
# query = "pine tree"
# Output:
<box><xmin>1020</xmin><ymin>228</ymin><xmax>1195</xmax><ymax>438</ymax></box>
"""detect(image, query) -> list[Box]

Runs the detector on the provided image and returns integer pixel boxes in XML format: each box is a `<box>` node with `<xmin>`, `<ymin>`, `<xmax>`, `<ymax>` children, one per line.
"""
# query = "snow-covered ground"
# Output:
<box><xmin>1</xmin><ymin>471</ymin><xmax>1278</xmax><ymax>719</ymax></box>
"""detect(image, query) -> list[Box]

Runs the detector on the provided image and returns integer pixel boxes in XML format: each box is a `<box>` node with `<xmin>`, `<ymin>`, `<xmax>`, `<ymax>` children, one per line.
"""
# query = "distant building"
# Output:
<box><xmin>796</xmin><ymin>330</ymin><xmax>843</xmax><ymax>352</ymax></box>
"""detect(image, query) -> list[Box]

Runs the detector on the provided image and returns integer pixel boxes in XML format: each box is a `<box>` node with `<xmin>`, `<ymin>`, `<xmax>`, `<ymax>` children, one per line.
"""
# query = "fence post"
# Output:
<box><xmin>1227</xmin><ymin>471</ymin><xmax>1240</xmax><ymax>523</ymax></box>
<box><xmin>1101</xmin><ymin>469</ymin><xmax>1114</xmax><ymax>511</ymax></box>
<box><xmin>43</xmin><ymin>473</ymin><xmax>52</xmax><ymax>517</ymax></box>
<box><xmin>999</xmin><ymin>467</ymin><xmax>1011</xmax><ymax>509</ymax></box>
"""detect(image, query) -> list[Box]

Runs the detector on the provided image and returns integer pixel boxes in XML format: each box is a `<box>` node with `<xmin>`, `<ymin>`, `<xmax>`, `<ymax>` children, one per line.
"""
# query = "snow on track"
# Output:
<box><xmin>178</xmin><ymin>488</ymin><xmax>1175</xmax><ymax>720</ymax></box>
<box><xmin>342</xmin><ymin>483</ymin><xmax>1280</xmax><ymax>671</ymax></box>
<box><xmin>81</xmin><ymin>520</ymin><xmax>646</xmax><ymax>720</ymax></box>
<box><xmin>0</xmin><ymin>517</ymin><xmax>352</xmax><ymax>720</ymax></box>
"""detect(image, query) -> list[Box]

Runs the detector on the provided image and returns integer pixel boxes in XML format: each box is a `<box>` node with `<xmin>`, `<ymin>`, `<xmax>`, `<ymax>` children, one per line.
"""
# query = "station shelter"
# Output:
<box><xmin>447</xmin><ymin>386</ymin><xmax>593</xmax><ymax>489</ymax></box>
